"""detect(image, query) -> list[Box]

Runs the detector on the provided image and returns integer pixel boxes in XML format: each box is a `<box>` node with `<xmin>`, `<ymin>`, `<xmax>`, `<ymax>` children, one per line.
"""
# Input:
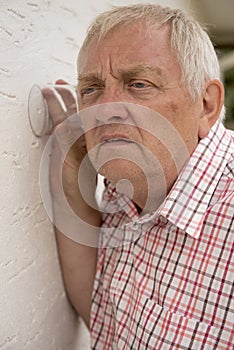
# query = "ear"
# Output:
<box><xmin>198</xmin><ymin>79</ymin><xmax>224</xmax><ymax>139</ymax></box>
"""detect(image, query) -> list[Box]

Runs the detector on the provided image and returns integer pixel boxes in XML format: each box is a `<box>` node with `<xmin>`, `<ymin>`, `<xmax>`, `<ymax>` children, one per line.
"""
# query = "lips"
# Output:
<box><xmin>100</xmin><ymin>134</ymin><xmax>134</xmax><ymax>144</ymax></box>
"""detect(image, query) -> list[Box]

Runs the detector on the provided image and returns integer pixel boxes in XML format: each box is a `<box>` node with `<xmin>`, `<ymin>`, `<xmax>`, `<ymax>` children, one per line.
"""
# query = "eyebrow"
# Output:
<box><xmin>78</xmin><ymin>63</ymin><xmax>163</xmax><ymax>82</ymax></box>
<box><xmin>78</xmin><ymin>72</ymin><xmax>101</xmax><ymax>82</ymax></box>
<box><xmin>119</xmin><ymin>64</ymin><xmax>163</xmax><ymax>77</ymax></box>
<box><xmin>119</xmin><ymin>64</ymin><xmax>163</xmax><ymax>81</ymax></box>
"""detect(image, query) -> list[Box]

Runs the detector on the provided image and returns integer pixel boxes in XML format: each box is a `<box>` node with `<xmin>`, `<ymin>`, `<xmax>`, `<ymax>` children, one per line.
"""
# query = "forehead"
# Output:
<box><xmin>78</xmin><ymin>21</ymin><xmax>179</xmax><ymax>78</ymax></box>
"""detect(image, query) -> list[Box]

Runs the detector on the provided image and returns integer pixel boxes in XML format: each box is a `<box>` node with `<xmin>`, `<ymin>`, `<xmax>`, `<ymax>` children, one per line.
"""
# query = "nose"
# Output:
<box><xmin>80</xmin><ymin>101</ymin><xmax>129</xmax><ymax>132</ymax></box>
<box><xmin>95</xmin><ymin>102</ymin><xmax>129</xmax><ymax>124</ymax></box>
<box><xmin>95</xmin><ymin>81</ymin><xmax>129</xmax><ymax>124</ymax></box>
<box><xmin>79</xmin><ymin>82</ymin><xmax>130</xmax><ymax>131</ymax></box>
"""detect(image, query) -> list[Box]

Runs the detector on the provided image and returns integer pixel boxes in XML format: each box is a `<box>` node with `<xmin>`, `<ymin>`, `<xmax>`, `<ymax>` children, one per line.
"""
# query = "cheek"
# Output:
<box><xmin>167</xmin><ymin>105</ymin><xmax>200</xmax><ymax>154</ymax></box>
<box><xmin>162</xmin><ymin>100</ymin><xmax>184</xmax><ymax>126</ymax></box>
<box><xmin>168</xmin><ymin>101</ymin><xmax>180</xmax><ymax>115</ymax></box>
<box><xmin>84</xmin><ymin>130</ymin><xmax>96</xmax><ymax>151</ymax></box>
<box><xmin>153</xmin><ymin>98</ymin><xmax>198</xmax><ymax>138</ymax></box>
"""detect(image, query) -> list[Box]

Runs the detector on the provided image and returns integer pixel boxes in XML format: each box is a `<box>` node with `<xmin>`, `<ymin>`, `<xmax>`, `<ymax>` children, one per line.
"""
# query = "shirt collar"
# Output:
<box><xmin>157</xmin><ymin>121</ymin><xmax>234</xmax><ymax>238</ymax></box>
<box><xmin>101</xmin><ymin>179</ymin><xmax>140</xmax><ymax>221</ymax></box>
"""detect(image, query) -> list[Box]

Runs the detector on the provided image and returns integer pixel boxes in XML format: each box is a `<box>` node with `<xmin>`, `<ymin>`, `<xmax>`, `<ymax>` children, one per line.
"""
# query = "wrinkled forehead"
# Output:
<box><xmin>77</xmin><ymin>20</ymin><xmax>171</xmax><ymax>72</ymax></box>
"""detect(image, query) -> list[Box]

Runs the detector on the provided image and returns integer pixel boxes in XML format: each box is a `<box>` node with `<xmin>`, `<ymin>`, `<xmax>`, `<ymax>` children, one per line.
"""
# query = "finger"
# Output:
<box><xmin>54</xmin><ymin>122</ymin><xmax>75</xmax><ymax>157</ymax></box>
<box><xmin>42</xmin><ymin>88</ymin><xmax>66</xmax><ymax>127</ymax></box>
<box><xmin>55</xmin><ymin>79</ymin><xmax>77</xmax><ymax>114</ymax></box>
<box><xmin>56</xmin><ymin>87</ymin><xmax>76</xmax><ymax>111</ymax></box>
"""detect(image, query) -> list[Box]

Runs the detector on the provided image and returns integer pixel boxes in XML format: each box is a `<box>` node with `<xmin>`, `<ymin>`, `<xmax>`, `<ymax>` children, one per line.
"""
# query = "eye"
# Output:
<box><xmin>82</xmin><ymin>86</ymin><xmax>97</xmax><ymax>95</ymax></box>
<box><xmin>129</xmin><ymin>80</ymin><xmax>153</xmax><ymax>90</ymax></box>
<box><xmin>131</xmin><ymin>82</ymin><xmax>149</xmax><ymax>89</ymax></box>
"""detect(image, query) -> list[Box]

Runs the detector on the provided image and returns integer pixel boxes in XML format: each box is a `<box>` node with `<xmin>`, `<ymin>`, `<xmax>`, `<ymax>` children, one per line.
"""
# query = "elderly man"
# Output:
<box><xmin>44</xmin><ymin>3</ymin><xmax>234</xmax><ymax>349</ymax></box>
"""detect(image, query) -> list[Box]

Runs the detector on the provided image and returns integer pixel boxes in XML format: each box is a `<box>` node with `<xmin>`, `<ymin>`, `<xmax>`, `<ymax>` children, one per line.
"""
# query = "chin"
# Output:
<box><xmin>99</xmin><ymin>159</ymin><xmax>132</xmax><ymax>184</ymax></box>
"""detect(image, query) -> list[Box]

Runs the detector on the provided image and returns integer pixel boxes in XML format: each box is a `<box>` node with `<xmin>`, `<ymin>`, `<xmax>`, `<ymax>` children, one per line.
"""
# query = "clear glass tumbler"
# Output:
<box><xmin>28</xmin><ymin>83</ymin><xmax>77</xmax><ymax>137</ymax></box>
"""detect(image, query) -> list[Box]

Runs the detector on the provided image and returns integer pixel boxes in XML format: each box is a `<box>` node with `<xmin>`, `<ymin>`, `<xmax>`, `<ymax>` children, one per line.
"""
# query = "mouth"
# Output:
<box><xmin>100</xmin><ymin>133</ymin><xmax>135</xmax><ymax>145</ymax></box>
<box><xmin>101</xmin><ymin>137</ymin><xmax>135</xmax><ymax>145</ymax></box>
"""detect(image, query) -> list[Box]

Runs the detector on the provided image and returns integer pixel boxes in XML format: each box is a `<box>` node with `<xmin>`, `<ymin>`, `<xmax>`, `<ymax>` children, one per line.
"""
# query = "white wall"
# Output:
<box><xmin>0</xmin><ymin>0</ymin><xmax>189</xmax><ymax>349</ymax></box>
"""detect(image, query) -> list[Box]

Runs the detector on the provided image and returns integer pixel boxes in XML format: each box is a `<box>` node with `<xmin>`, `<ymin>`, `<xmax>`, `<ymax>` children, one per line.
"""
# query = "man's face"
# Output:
<box><xmin>77</xmin><ymin>22</ymin><xmax>203</xmax><ymax>210</ymax></box>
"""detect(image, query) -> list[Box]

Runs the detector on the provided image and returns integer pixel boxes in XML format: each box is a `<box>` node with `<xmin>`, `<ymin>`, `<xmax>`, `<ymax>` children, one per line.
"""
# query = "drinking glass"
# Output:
<box><xmin>28</xmin><ymin>83</ymin><xmax>77</xmax><ymax>137</ymax></box>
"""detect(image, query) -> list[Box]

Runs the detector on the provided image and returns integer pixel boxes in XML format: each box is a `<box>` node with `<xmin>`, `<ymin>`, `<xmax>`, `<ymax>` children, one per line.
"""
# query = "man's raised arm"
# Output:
<box><xmin>43</xmin><ymin>81</ymin><xmax>101</xmax><ymax>328</ymax></box>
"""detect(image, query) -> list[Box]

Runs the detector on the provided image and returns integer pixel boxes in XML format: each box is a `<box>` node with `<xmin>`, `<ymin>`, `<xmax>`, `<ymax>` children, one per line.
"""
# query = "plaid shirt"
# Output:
<box><xmin>90</xmin><ymin>121</ymin><xmax>234</xmax><ymax>350</ymax></box>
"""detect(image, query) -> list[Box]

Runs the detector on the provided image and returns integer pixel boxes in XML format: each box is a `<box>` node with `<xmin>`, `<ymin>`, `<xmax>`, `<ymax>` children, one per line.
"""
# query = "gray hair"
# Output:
<box><xmin>78</xmin><ymin>3</ymin><xmax>224</xmax><ymax>115</ymax></box>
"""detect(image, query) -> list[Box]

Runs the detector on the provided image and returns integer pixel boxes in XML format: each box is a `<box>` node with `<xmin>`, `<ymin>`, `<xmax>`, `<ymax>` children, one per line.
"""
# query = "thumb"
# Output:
<box><xmin>54</xmin><ymin>121</ymin><xmax>76</xmax><ymax>157</ymax></box>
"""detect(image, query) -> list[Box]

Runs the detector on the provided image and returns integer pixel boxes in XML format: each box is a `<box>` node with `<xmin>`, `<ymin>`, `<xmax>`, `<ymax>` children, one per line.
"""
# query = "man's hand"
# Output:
<box><xmin>42</xmin><ymin>79</ymin><xmax>100</xmax><ymax>328</ymax></box>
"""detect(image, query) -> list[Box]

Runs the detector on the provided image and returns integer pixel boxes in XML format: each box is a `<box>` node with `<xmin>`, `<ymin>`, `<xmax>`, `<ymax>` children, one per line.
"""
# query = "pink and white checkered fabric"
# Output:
<box><xmin>90</xmin><ymin>121</ymin><xmax>234</xmax><ymax>349</ymax></box>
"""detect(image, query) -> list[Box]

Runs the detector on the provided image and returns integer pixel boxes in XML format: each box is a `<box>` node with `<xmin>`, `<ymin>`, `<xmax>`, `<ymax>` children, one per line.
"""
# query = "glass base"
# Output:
<box><xmin>28</xmin><ymin>84</ymin><xmax>52</xmax><ymax>137</ymax></box>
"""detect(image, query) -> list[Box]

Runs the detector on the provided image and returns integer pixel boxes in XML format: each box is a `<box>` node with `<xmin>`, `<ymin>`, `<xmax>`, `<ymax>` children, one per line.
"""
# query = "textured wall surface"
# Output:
<box><xmin>0</xmin><ymin>0</ymin><xmax>188</xmax><ymax>349</ymax></box>
<box><xmin>0</xmin><ymin>1</ymin><xmax>89</xmax><ymax>348</ymax></box>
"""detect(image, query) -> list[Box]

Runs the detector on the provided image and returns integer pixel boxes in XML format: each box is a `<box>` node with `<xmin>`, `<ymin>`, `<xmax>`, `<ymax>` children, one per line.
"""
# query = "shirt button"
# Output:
<box><xmin>132</xmin><ymin>222</ymin><xmax>138</xmax><ymax>230</ymax></box>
